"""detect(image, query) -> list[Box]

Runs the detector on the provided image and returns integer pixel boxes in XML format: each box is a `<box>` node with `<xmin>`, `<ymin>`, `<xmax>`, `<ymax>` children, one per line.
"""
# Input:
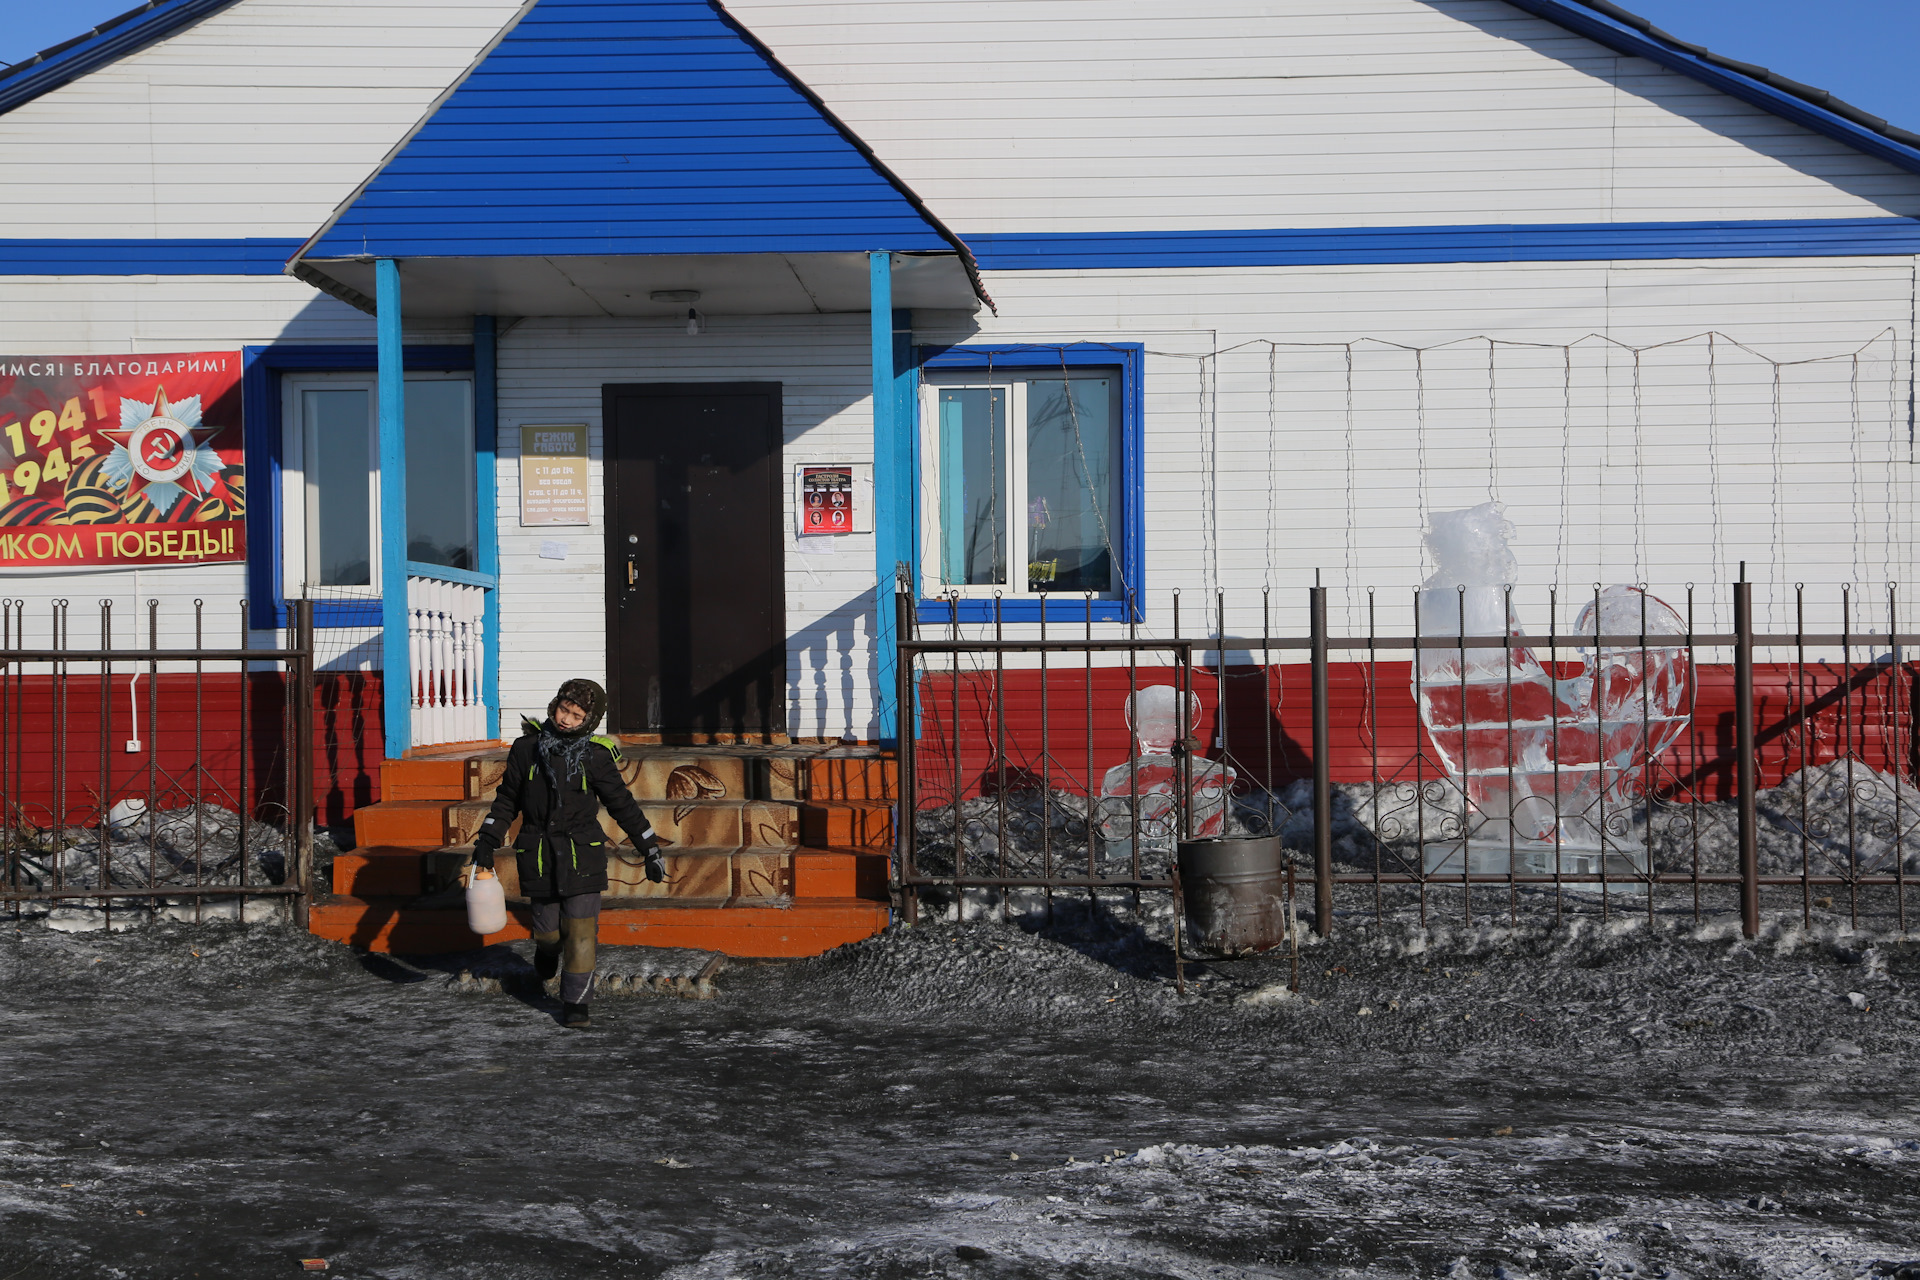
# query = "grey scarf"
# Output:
<box><xmin>535</xmin><ymin>722</ymin><xmax>594</xmax><ymax>793</ymax></box>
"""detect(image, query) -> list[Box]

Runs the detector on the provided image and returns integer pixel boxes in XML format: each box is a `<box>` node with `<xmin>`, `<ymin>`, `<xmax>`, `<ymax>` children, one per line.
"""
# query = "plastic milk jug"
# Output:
<box><xmin>466</xmin><ymin>865</ymin><xmax>507</xmax><ymax>936</ymax></box>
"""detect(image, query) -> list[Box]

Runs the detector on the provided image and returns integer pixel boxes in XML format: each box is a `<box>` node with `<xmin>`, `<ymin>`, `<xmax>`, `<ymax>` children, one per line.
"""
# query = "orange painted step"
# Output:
<box><xmin>352</xmin><ymin>800</ymin><xmax>456</xmax><ymax>849</ymax></box>
<box><xmin>808</xmin><ymin>757</ymin><xmax>897</xmax><ymax>802</ymax></box>
<box><xmin>308</xmin><ymin>896</ymin><xmax>891</xmax><ymax>957</ymax></box>
<box><xmin>379</xmin><ymin>758</ymin><xmax>469</xmax><ymax>802</ymax></box>
<box><xmin>799</xmin><ymin>800</ymin><xmax>893</xmax><ymax>852</ymax></box>
<box><xmin>793</xmin><ymin>849</ymin><xmax>890</xmax><ymax>900</ymax></box>
<box><xmin>331</xmin><ymin>848</ymin><xmax>425</xmax><ymax>897</ymax></box>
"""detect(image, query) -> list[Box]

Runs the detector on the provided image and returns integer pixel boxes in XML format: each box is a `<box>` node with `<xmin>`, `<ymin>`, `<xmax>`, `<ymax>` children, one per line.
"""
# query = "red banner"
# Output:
<box><xmin>0</xmin><ymin>353</ymin><xmax>245</xmax><ymax>569</ymax></box>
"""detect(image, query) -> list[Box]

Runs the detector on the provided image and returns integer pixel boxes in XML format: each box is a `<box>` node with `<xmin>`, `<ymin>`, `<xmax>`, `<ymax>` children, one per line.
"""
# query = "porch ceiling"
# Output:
<box><xmin>295</xmin><ymin>250</ymin><xmax>978</xmax><ymax>318</ymax></box>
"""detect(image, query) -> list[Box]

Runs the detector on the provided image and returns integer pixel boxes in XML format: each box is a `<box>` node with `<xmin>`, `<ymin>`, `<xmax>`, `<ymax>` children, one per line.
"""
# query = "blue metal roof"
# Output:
<box><xmin>299</xmin><ymin>0</ymin><xmax>967</xmax><ymax>263</ymax></box>
<box><xmin>0</xmin><ymin>1</ymin><xmax>240</xmax><ymax>118</ymax></box>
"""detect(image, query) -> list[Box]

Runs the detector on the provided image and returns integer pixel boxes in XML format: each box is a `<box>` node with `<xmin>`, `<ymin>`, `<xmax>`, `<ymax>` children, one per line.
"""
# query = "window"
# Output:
<box><xmin>281</xmin><ymin>373</ymin><xmax>475</xmax><ymax>595</ymax></box>
<box><xmin>917</xmin><ymin>344</ymin><xmax>1142</xmax><ymax>621</ymax></box>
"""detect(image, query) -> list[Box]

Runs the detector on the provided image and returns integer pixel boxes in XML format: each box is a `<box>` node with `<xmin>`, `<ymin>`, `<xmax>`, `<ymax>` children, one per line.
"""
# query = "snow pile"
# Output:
<box><xmin>4</xmin><ymin>802</ymin><xmax>291</xmax><ymax>894</ymax></box>
<box><xmin>1263</xmin><ymin>762</ymin><xmax>1920</xmax><ymax>880</ymax></box>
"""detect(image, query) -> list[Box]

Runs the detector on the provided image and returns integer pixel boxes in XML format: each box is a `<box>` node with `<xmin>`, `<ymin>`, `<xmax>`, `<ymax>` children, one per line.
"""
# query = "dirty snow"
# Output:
<box><xmin>2</xmin><ymin>896</ymin><xmax>1918</xmax><ymax>1278</ymax></box>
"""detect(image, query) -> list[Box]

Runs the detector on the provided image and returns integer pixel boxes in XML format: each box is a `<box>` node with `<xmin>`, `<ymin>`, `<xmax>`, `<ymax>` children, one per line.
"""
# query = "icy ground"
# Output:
<box><xmin>3</xmin><ymin>902</ymin><xmax>1919</xmax><ymax>1279</ymax></box>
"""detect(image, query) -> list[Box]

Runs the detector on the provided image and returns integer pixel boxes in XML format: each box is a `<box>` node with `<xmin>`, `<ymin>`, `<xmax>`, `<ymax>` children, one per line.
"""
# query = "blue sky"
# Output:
<box><xmin>1</xmin><ymin>0</ymin><xmax>1917</xmax><ymax>133</ymax></box>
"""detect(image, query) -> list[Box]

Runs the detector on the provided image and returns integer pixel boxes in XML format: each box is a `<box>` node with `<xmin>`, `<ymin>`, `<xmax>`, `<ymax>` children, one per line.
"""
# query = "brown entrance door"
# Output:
<box><xmin>603</xmin><ymin>382</ymin><xmax>785</xmax><ymax>736</ymax></box>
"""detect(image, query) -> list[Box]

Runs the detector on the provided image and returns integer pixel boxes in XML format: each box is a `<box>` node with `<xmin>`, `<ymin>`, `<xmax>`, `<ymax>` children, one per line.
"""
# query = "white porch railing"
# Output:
<box><xmin>407</xmin><ymin>576</ymin><xmax>489</xmax><ymax>746</ymax></box>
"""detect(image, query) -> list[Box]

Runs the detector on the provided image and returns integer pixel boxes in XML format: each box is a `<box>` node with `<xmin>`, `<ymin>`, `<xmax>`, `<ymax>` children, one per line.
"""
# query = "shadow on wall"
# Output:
<box><xmin>1433</xmin><ymin>0</ymin><xmax>1919</xmax><ymax>212</ymax></box>
<box><xmin>790</xmin><ymin>589</ymin><xmax>874</xmax><ymax>742</ymax></box>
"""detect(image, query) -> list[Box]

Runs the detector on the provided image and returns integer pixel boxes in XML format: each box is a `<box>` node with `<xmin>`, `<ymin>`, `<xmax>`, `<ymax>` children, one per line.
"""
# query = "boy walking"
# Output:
<box><xmin>470</xmin><ymin>678</ymin><xmax>663</xmax><ymax>1029</ymax></box>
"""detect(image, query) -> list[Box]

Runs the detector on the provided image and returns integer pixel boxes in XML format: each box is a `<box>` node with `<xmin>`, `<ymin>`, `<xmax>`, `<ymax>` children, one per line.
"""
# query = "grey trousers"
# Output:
<box><xmin>529</xmin><ymin>892</ymin><xmax>601</xmax><ymax>1005</ymax></box>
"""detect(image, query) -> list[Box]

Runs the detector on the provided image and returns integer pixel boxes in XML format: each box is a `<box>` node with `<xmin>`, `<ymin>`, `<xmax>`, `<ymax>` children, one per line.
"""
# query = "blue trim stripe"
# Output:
<box><xmin>966</xmin><ymin>218</ymin><xmax>1920</xmax><ymax>271</ymax></box>
<box><xmin>0</xmin><ymin>239</ymin><xmax>302</xmax><ymax>276</ymax></box>
<box><xmin>8</xmin><ymin>217</ymin><xmax>1920</xmax><ymax>280</ymax></box>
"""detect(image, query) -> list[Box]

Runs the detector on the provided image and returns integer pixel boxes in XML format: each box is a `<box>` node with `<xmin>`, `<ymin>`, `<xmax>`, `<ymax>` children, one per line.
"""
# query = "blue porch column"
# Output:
<box><xmin>377</xmin><ymin>259</ymin><xmax>410</xmax><ymax>759</ymax></box>
<box><xmin>474</xmin><ymin>314</ymin><xmax>501</xmax><ymax>740</ymax></box>
<box><xmin>870</xmin><ymin>252</ymin><xmax>913</xmax><ymax>745</ymax></box>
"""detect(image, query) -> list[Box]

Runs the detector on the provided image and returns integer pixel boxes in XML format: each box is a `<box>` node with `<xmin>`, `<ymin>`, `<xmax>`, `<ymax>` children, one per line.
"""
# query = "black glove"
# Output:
<box><xmin>637</xmin><ymin>832</ymin><xmax>665</xmax><ymax>883</ymax></box>
<box><xmin>470</xmin><ymin>844</ymin><xmax>496</xmax><ymax>871</ymax></box>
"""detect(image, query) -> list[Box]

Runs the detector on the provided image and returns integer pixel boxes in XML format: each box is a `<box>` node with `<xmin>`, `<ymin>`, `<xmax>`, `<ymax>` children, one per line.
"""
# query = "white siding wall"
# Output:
<box><xmin>727</xmin><ymin>0</ymin><xmax>1920</xmax><ymax>230</ymax></box>
<box><xmin>918</xmin><ymin>254</ymin><xmax>1918</xmax><ymax>656</ymax></box>
<box><xmin>493</xmin><ymin>314</ymin><xmax>878</xmax><ymax>737</ymax></box>
<box><xmin>0</xmin><ymin>0</ymin><xmax>525</xmax><ymax>238</ymax></box>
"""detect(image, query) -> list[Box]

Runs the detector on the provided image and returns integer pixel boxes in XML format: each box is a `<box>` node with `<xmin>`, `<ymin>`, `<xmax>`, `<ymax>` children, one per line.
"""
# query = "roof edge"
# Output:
<box><xmin>0</xmin><ymin>0</ymin><xmax>242</xmax><ymax>117</ymax></box>
<box><xmin>1507</xmin><ymin>0</ymin><xmax>1920</xmax><ymax>175</ymax></box>
<box><xmin>287</xmin><ymin>0</ymin><xmax>545</xmax><ymax>274</ymax></box>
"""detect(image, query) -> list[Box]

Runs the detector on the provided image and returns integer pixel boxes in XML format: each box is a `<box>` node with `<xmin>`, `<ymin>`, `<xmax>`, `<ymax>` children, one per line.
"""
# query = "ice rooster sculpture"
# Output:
<box><xmin>1412</xmin><ymin>504</ymin><xmax>1691</xmax><ymax>876</ymax></box>
<box><xmin>1094</xmin><ymin>685</ymin><xmax>1235</xmax><ymax>860</ymax></box>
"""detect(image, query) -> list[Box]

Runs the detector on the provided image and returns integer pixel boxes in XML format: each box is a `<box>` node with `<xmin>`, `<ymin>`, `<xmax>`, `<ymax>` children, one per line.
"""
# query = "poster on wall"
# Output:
<box><xmin>519</xmin><ymin>424</ymin><xmax>590</xmax><ymax>526</ymax></box>
<box><xmin>800</xmin><ymin>465</ymin><xmax>854</xmax><ymax>533</ymax></box>
<box><xmin>0</xmin><ymin>352</ymin><xmax>246</xmax><ymax>569</ymax></box>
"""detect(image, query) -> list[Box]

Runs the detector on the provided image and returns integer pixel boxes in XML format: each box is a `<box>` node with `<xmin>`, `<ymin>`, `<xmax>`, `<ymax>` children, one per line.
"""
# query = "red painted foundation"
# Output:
<box><xmin>0</xmin><ymin>671</ymin><xmax>384</xmax><ymax>827</ymax></box>
<box><xmin>909</xmin><ymin>660</ymin><xmax>1918</xmax><ymax>803</ymax></box>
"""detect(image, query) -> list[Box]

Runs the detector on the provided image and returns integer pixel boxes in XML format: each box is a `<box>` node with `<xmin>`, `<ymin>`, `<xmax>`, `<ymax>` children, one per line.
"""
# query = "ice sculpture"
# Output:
<box><xmin>1412</xmin><ymin>503</ymin><xmax>1691</xmax><ymax>880</ymax></box>
<box><xmin>1095</xmin><ymin>685</ymin><xmax>1235</xmax><ymax>861</ymax></box>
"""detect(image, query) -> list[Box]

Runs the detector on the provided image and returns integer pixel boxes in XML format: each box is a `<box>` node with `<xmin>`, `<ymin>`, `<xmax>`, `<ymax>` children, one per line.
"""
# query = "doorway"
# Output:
<box><xmin>603</xmin><ymin>383</ymin><xmax>785</xmax><ymax>737</ymax></box>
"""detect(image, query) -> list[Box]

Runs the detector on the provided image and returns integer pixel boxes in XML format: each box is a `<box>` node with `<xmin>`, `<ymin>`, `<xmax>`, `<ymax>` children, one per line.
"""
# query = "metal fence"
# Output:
<box><xmin>0</xmin><ymin>598</ymin><xmax>315</xmax><ymax>926</ymax></box>
<box><xmin>895</xmin><ymin>583</ymin><xmax>1919</xmax><ymax>937</ymax></box>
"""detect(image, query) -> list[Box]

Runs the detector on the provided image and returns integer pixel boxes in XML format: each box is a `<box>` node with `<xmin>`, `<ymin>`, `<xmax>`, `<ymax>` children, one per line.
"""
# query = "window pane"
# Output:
<box><xmin>304</xmin><ymin>389</ymin><xmax>371</xmax><ymax>587</ymax></box>
<box><xmin>404</xmin><ymin>380</ymin><xmax>476</xmax><ymax>570</ymax></box>
<box><xmin>1026</xmin><ymin>376</ymin><xmax>1114</xmax><ymax>593</ymax></box>
<box><xmin>937</xmin><ymin>388</ymin><xmax>1006</xmax><ymax>586</ymax></box>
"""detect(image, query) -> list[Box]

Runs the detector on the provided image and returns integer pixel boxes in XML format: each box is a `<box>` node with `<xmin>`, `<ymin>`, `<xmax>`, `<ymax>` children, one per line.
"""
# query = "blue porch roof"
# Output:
<box><xmin>297</xmin><ymin>0</ymin><xmax>967</xmax><ymax>264</ymax></box>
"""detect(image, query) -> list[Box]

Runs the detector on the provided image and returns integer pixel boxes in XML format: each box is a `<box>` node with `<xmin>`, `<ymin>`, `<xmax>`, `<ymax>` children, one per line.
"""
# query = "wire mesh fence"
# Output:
<box><xmin>0</xmin><ymin>597</ymin><xmax>315</xmax><ymax>925</ymax></box>
<box><xmin>896</xmin><ymin>583</ymin><xmax>1918</xmax><ymax>936</ymax></box>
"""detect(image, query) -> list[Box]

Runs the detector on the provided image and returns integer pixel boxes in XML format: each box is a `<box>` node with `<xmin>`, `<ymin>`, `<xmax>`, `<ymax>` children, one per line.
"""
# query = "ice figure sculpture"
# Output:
<box><xmin>1095</xmin><ymin>685</ymin><xmax>1235</xmax><ymax>862</ymax></box>
<box><xmin>1412</xmin><ymin>503</ymin><xmax>1692</xmax><ymax>881</ymax></box>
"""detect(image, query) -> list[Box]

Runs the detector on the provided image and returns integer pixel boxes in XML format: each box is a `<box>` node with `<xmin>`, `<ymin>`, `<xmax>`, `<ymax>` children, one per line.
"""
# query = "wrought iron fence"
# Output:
<box><xmin>894</xmin><ymin>583</ymin><xmax>1918</xmax><ymax>937</ymax></box>
<box><xmin>0</xmin><ymin>598</ymin><xmax>315</xmax><ymax>926</ymax></box>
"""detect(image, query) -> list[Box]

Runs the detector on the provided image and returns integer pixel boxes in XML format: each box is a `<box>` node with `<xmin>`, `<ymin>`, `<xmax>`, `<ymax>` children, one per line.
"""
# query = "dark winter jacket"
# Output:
<box><xmin>472</xmin><ymin>717</ymin><xmax>658</xmax><ymax>897</ymax></box>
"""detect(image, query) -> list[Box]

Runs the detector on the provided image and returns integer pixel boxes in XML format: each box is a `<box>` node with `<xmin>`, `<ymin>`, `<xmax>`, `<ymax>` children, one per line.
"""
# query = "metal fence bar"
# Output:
<box><xmin>1735</xmin><ymin>580</ymin><xmax>1760</xmax><ymax>937</ymax></box>
<box><xmin>1310</xmin><ymin>584</ymin><xmax>1333</xmax><ymax>936</ymax></box>
<box><xmin>892</xmin><ymin>583</ymin><xmax>1920</xmax><ymax>933</ymax></box>
<box><xmin>0</xmin><ymin>599</ymin><xmax>315</xmax><ymax>914</ymax></box>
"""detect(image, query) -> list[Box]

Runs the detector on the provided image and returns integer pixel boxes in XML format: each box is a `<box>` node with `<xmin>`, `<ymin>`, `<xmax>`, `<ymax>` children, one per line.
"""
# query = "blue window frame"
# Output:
<box><xmin>242</xmin><ymin>344</ymin><xmax>475</xmax><ymax>629</ymax></box>
<box><xmin>914</xmin><ymin>342</ymin><xmax>1143</xmax><ymax>624</ymax></box>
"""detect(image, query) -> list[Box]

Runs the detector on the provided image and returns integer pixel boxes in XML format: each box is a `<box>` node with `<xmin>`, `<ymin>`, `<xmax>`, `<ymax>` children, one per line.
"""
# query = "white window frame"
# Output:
<box><xmin>279</xmin><ymin>371</ymin><xmax>473</xmax><ymax>599</ymax></box>
<box><xmin>917</xmin><ymin>368</ymin><xmax>1122</xmax><ymax>601</ymax></box>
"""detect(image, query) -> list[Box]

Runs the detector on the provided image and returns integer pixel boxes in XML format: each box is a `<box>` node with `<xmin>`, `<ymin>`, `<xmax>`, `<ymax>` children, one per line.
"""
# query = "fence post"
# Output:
<box><xmin>293</xmin><ymin>599</ymin><xmax>316</xmax><ymax>931</ymax></box>
<box><xmin>1310</xmin><ymin>585</ymin><xmax>1334</xmax><ymax>936</ymax></box>
<box><xmin>1735</xmin><ymin>580</ymin><xmax>1759</xmax><ymax>937</ymax></box>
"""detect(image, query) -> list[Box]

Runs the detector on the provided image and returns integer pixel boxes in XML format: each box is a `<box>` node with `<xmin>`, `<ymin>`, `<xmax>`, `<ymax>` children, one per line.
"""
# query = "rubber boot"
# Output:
<box><xmin>532</xmin><ymin>930</ymin><xmax>562</xmax><ymax>982</ymax></box>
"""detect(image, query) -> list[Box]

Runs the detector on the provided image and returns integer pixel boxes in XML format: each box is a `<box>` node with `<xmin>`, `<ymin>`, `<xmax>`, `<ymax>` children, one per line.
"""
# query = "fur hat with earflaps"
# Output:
<box><xmin>547</xmin><ymin>678</ymin><xmax>607</xmax><ymax>737</ymax></box>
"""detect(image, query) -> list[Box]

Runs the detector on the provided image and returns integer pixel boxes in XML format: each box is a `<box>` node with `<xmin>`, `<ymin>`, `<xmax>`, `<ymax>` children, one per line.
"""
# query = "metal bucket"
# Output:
<box><xmin>1175</xmin><ymin>835</ymin><xmax>1287</xmax><ymax>957</ymax></box>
